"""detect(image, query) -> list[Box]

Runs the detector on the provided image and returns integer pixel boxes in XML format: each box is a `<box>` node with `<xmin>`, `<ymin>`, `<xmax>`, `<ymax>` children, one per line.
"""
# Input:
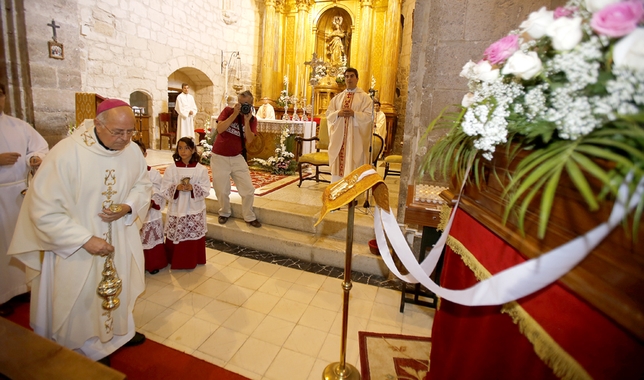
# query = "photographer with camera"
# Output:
<box><xmin>210</xmin><ymin>90</ymin><xmax>261</xmax><ymax>228</ymax></box>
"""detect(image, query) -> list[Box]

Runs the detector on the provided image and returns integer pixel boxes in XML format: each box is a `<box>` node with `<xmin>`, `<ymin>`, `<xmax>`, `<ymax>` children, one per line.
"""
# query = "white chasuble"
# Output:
<box><xmin>0</xmin><ymin>113</ymin><xmax>48</xmax><ymax>304</ymax></box>
<box><xmin>8</xmin><ymin>121</ymin><xmax>152</xmax><ymax>360</ymax></box>
<box><xmin>326</xmin><ymin>88</ymin><xmax>373</xmax><ymax>182</ymax></box>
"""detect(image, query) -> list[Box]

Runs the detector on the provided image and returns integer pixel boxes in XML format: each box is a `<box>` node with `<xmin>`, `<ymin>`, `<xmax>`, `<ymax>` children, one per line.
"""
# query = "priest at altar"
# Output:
<box><xmin>256</xmin><ymin>97</ymin><xmax>276</xmax><ymax>120</ymax></box>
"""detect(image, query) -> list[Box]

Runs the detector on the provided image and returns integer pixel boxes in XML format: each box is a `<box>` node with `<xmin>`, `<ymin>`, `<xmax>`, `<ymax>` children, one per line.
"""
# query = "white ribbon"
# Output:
<box><xmin>374</xmin><ymin>173</ymin><xmax>643</xmax><ymax>306</ymax></box>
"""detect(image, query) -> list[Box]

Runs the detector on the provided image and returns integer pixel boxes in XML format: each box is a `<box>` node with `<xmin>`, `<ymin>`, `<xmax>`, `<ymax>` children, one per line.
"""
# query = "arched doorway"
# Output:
<box><xmin>168</xmin><ymin>68</ymin><xmax>215</xmax><ymax>144</ymax></box>
<box><xmin>129</xmin><ymin>90</ymin><xmax>152</xmax><ymax>148</ymax></box>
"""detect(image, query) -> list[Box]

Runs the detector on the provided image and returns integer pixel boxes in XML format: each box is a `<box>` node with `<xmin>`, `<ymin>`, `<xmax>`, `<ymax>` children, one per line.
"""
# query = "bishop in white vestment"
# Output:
<box><xmin>8</xmin><ymin>100</ymin><xmax>152</xmax><ymax>360</ymax></box>
<box><xmin>175</xmin><ymin>83</ymin><xmax>198</xmax><ymax>140</ymax></box>
<box><xmin>326</xmin><ymin>68</ymin><xmax>374</xmax><ymax>183</ymax></box>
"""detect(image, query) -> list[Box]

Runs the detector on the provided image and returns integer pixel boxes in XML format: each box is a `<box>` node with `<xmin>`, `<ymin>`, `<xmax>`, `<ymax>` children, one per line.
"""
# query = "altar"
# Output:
<box><xmin>247</xmin><ymin>119</ymin><xmax>315</xmax><ymax>160</ymax></box>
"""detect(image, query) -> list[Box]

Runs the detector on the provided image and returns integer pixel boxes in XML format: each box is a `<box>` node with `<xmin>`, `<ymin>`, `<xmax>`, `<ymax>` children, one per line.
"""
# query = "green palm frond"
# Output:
<box><xmin>502</xmin><ymin>130</ymin><xmax>639</xmax><ymax>239</ymax></box>
<box><xmin>419</xmin><ymin>107</ymin><xmax>470</xmax><ymax>182</ymax></box>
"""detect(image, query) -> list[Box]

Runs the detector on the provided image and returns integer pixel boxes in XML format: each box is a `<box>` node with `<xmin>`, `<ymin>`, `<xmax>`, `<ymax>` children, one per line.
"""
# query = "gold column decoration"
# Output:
<box><xmin>380</xmin><ymin>0</ymin><xmax>402</xmax><ymax>113</ymax></box>
<box><xmin>356</xmin><ymin>0</ymin><xmax>373</xmax><ymax>92</ymax></box>
<box><xmin>260</xmin><ymin>0</ymin><xmax>279</xmax><ymax>101</ymax></box>
<box><xmin>295</xmin><ymin>0</ymin><xmax>310</xmax><ymax>83</ymax></box>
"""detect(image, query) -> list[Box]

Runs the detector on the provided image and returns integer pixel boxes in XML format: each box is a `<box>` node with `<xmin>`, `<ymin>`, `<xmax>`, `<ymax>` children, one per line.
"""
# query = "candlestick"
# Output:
<box><xmin>295</xmin><ymin>66</ymin><xmax>299</xmax><ymax>99</ymax></box>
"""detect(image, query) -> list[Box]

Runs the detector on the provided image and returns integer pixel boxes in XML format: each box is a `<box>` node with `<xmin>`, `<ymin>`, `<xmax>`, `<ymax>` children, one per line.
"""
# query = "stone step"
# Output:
<box><xmin>204</xmin><ymin>197</ymin><xmax>390</xmax><ymax>277</ymax></box>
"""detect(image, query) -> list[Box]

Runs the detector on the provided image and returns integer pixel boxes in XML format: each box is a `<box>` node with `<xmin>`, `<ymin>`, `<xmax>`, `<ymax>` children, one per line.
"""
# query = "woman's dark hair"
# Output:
<box><xmin>173</xmin><ymin>137</ymin><xmax>200</xmax><ymax>163</ymax></box>
<box><xmin>133</xmin><ymin>140</ymin><xmax>146</xmax><ymax>154</ymax></box>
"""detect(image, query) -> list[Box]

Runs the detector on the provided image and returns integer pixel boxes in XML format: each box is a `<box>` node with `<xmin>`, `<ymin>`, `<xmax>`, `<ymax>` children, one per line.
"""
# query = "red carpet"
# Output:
<box><xmin>154</xmin><ymin>164</ymin><xmax>306</xmax><ymax>196</ymax></box>
<box><xmin>2</xmin><ymin>299</ymin><xmax>248</xmax><ymax>380</ymax></box>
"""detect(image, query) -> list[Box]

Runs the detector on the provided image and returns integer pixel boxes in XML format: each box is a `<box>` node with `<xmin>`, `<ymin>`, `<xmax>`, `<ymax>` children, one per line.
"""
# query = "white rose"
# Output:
<box><xmin>502</xmin><ymin>51</ymin><xmax>543</xmax><ymax>80</ymax></box>
<box><xmin>614</xmin><ymin>28</ymin><xmax>644</xmax><ymax>71</ymax></box>
<box><xmin>461</xmin><ymin>93</ymin><xmax>476</xmax><ymax>108</ymax></box>
<box><xmin>460</xmin><ymin>60</ymin><xmax>476</xmax><ymax>79</ymax></box>
<box><xmin>472</xmin><ymin>60</ymin><xmax>500</xmax><ymax>82</ymax></box>
<box><xmin>546</xmin><ymin>16</ymin><xmax>583</xmax><ymax>51</ymax></box>
<box><xmin>585</xmin><ymin>0</ymin><xmax>621</xmax><ymax>12</ymax></box>
<box><xmin>520</xmin><ymin>7</ymin><xmax>555</xmax><ymax>39</ymax></box>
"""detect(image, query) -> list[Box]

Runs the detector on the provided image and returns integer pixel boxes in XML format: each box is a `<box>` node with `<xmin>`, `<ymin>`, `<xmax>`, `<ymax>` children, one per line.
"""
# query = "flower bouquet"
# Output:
<box><xmin>251</xmin><ymin>126</ymin><xmax>297</xmax><ymax>175</ymax></box>
<box><xmin>198</xmin><ymin>118</ymin><xmax>214</xmax><ymax>165</ymax></box>
<box><xmin>422</xmin><ymin>0</ymin><xmax>644</xmax><ymax>238</ymax></box>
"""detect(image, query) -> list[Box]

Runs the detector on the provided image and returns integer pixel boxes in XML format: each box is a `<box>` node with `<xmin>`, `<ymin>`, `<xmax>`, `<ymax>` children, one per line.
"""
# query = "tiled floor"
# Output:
<box><xmin>135</xmin><ymin>247</ymin><xmax>435</xmax><ymax>380</ymax></box>
<box><xmin>137</xmin><ymin>149</ymin><xmax>433</xmax><ymax>380</ymax></box>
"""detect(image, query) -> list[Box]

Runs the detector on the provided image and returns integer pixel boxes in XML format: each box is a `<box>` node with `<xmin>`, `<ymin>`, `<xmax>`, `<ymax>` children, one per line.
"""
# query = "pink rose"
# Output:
<box><xmin>591</xmin><ymin>1</ymin><xmax>644</xmax><ymax>38</ymax></box>
<box><xmin>554</xmin><ymin>6</ymin><xmax>578</xmax><ymax>19</ymax></box>
<box><xmin>484</xmin><ymin>35</ymin><xmax>519</xmax><ymax>65</ymax></box>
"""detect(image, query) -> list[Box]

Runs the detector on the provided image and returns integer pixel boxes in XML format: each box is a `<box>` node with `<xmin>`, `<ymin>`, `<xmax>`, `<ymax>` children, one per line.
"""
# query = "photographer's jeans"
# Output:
<box><xmin>210</xmin><ymin>153</ymin><xmax>257</xmax><ymax>222</ymax></box>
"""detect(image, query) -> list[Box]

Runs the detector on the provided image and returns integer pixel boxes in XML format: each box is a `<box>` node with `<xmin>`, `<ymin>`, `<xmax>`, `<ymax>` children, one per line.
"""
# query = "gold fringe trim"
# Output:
<box><xmin>438</xmin><ymin>206</ymin><xmax>591</xmax><ymax>380</ymax></box>
<box><xmin>501</xmin><ymin>303</ymin><xmax>592</xmax><ymax>380</ymax></box>
<box><xmin>437</xmin><ymin>204</ymin><xmax>452</xmax><ymax>232</ymax></box>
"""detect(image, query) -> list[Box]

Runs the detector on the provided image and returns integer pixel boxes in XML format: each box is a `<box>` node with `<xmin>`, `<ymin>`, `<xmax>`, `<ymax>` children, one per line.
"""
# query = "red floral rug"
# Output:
<box><xmin>153</xmin><ymin>164</ymin><xmax>308</xmax><ymax>196</ymax></box>
<box><xmin>358</xmin><ymin>331</ymin><xmax>431</xmax><ymax>380</ymax></box>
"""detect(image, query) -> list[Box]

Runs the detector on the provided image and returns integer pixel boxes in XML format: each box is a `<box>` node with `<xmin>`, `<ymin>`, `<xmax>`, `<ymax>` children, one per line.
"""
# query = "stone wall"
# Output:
<box><xmin>12</xmin><ymin>0</ymin><xmax>262</xmax><ymax>147</ymax></box>
<box><xmin>392</xmin><ymin>0</ymin><xmax>416</xmax><ymax>156</ymax></box>
<box><xmin>397</xmin><ymin>0</ymin><xmax>567</xmax><ymax>222</ymax></box>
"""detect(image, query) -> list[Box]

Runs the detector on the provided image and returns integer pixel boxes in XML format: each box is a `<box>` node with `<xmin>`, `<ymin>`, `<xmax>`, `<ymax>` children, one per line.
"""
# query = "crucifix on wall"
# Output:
<box><xmin>47</xmin><ymin>19</ymin><xmax>64</xmax><ymax>60</ymax></box>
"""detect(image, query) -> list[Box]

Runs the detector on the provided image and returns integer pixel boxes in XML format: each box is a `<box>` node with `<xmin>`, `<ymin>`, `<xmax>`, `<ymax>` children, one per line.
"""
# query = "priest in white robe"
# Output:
<box><xmin>175</xmin><ymin>83</ymin><xmax>198</xmax><ymax>140</ymax></box>
<box><xmin>257</xmin><ymin>97</ymin><xmax>276</xmax><ymax>120</ymax></box>
<box><xmin>0</xmin><ymin>83</ymin><xmax>48</xmax><ymax>316</ymax></box>
<box><xmin>326</xmin><ymin>68</ymin><xmax>374</xmax><ymax>182</ymax></box>
<box><xmin>8</xmin><ymin>99</ymin><xmax>152</xmax><ymax>361</ymax></box>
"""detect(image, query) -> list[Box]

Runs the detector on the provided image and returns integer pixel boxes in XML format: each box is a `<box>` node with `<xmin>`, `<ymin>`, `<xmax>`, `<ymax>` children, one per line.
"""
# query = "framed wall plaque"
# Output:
<box><xmin>48</xmin><ymin>41</ymin><xmax>64</xmax><ymax>60</ymax></box>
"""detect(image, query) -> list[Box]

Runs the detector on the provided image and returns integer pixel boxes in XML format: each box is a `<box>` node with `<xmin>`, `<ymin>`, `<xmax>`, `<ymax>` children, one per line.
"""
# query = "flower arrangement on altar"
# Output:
<box><xmin>278</xmin><ymin>89</ymin><xmax>291</xmax><ymax>107</ymax></box>
<box><xmin>250</xmin><ymin>126</ymin><xmax>297</xmax><ymax>175</ymax></box>
<box><xmin>277</xmin><ymin>76</ymin><xmax>291</xmax><ymax>107</ymax></box>
<box><xmin>313</xmin><ymin>64</ymin><xmax>327</xmax><ymax>83</ymax></box>
<box><xmin>198</xmin><ymin>118</ymin><xmax>214</xmax><ymax>165</ymax></box>
<box><xmin>422</xmin><ymin>0</ymin><xmax>644</xmax><ymax>238</ymax></box>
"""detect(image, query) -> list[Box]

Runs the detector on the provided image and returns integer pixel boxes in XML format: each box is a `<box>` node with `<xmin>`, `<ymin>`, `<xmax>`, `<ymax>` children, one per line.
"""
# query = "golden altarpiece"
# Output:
<box><xmin>258</xmin><ymin>0</ymin><xmax>402</xmax><ymax>155</ymax></box>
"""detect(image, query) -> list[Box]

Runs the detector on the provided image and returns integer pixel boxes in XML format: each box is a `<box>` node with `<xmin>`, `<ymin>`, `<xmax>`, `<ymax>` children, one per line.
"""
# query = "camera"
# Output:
<box><xmin>240</xmin><ymin>103</ymin><xmax>252</xmax><ymax>115</ymax></box>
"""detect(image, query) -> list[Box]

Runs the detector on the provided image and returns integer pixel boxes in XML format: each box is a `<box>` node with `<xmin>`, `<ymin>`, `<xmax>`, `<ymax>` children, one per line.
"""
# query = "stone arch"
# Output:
<box><xmin>148</xmin><ymin>56</ymin><xmax>221</xmax><ymax>148</ymax></box>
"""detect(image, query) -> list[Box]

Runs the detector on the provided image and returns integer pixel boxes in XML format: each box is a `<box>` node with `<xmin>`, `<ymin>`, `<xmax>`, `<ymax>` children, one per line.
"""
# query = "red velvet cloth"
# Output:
<box><xmin>428</xmin><ymin>208</ymin><xmax>644</xmax><ymax>380</ymax></box>
<box><xmin>165</xmin><ymin>237</ymin><xmax>206</xmax><ymax>270</ymax></box>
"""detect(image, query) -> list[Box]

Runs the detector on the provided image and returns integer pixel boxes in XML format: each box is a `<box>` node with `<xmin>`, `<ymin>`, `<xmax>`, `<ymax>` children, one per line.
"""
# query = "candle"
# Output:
<box><xmin>303</xmin><ymin>66</ymin><xmax>307</xmax><ymax>99</ymax></box>
<box><xmin>295</xmin><ymin>66</ymin><xmax>299</xmax><ymax>98</ymax></box>
<box><xmin>286</xmin><ymin>64</ymin><xmax>290</xmax><ymax>92</ymax></box>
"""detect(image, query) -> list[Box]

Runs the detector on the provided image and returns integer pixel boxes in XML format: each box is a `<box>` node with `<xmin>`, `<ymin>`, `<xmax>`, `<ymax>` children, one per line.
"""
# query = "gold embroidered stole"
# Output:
<box><xmin>338</xmin><ymin>92</ymin><xmax>355</xmax><ymax>176</ymax></box>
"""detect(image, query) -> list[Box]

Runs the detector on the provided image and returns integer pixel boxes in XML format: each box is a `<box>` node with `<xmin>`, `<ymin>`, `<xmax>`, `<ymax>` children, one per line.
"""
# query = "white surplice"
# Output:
<box><xmin>161</xmin><ymin>162</ymin><xmax>210</xmax><ymax>243</ymax></box>
<box><xmin>140</xmin><ymin>167</ymin><xmax>165</xmax><ymax>249</ymax></box>
<box><xmin>326</xmin><ymin>88</ymin><xmax>374</xmax><ymax>182</ymax></box>
<box><xmin>175</xmin><ymin>92</ymin><xmax>198</xmax><ymax>140</ymax></box>
<box><xmin>7</xmin><ymin>121</ymin><xmax>152</xmax><ymax>360</ymax></box>
<box><xmin>375</xmin><ymin>110</ymin><xmax>387</xmax><ymax>143</ymax></box>
<box><xmin>0</xmin><ymin>113</ymin><xmax>48</xmax><ymax>304</ymax></box>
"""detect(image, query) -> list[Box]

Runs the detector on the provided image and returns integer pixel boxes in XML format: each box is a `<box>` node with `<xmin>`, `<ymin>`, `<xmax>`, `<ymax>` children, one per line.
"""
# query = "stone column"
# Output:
<box><xmin>260</xmin><ymin>0</ymin><xmax>278</xmax><ymax>101</ymax></box>
<box><xmin>380</xmin><ymin>0</ymin><xmax>401</xmax><ymax>113</ymax></box>
<box><xmin>356</xmin><ymin>0</ymin><xmax>373</xmax><ymax>92</ymax></box>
